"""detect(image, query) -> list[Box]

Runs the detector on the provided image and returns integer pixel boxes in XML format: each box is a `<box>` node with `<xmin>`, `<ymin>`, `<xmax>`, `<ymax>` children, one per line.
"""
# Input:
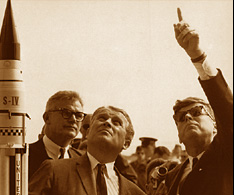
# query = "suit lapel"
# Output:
<box><xmin>68</xmin><ymin>147</ymin><xmax>84</xmax><ymax>158</ymax></box>
<box><xmin>76</xmin><ymin>153</ymin><xmax>97</xmax><ymax>195</ymax></box>
<box><xmin>168</xmin><ymin>159</ymin><xmax>189</xmax><ymax>195</ymax></box>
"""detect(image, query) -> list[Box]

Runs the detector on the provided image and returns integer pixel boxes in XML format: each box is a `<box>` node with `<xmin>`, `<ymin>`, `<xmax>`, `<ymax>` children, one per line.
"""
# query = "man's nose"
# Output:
<box><xmin>103</xmin><ymin>119</ymin><xmax>112</xmax><ymax>127</ymax></box>
<box><xmin>185</xmin><ymin>112</ymin><xmax>193</xmax><ymax>121</ymax></box>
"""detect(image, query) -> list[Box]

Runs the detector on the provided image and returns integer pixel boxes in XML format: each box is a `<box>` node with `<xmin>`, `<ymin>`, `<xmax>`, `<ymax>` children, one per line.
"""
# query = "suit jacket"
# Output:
<box><xmin>29</xmin><ymin>138</ymin><xmax>82</xmax><ymax>180</ymax></box>
<box><xmin>166</xmin><ymin>70</ymin><xmax>233</xmax><ymax>195</ymax></box>
<box><xmin>29</xmin><ymin>153</ymin><xmax>146</xmax><ymax>195</ymax></box>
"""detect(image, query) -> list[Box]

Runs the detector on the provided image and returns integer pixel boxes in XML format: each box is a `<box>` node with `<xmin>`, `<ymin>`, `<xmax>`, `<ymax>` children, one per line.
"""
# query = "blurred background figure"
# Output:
<box><xmin>180</xmin><ymin>150</ymin><xmax>188</xmax><ymax>163</ymax></box>
<box><xmin>130</xmin><ymin>146</ymin><xmax>147</xmax><ymax>191</ymax></box>
<box><xmin>152</xmin><ymin>146</ymin><xmax>171</xmax><ymax>160</ymax></box>
<box><xmin>145</xmin><ymin>158</ymin><xmax>166</xmax><ymax>195</ymax></box>
<box><xmin>71</xmin><ymin>113</ymin><xmax>92</xmax><ymax>151</ymax></box>
<box><xmin>145</xmin><ymin>158</ymin><xmax>178</xmax><ymax>195</ymax></box>
<box><xmin>170</xmin><ymin>144</ymin><xmax>182</xmax><ymax>163</ymax></box>
<box><xmin>140</xmin><ymin>137</ymin><xmax>158</xmax><ymax>162</ymax></box>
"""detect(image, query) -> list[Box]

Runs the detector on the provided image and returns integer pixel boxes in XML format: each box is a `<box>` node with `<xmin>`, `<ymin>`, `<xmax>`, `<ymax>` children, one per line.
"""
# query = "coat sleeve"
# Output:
<box><xmin>28</xmin><ymin>159</ymin><xmax>54</xmax><ymax>195</ymax></box>
<box><xmin>199</xmin><ymin>69</ymin><xmax>233</xmax><ymax>159</ymax></box>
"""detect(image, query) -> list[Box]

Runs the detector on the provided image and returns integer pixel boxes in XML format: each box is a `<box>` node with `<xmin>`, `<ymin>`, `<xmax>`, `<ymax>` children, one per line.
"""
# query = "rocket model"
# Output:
<box><xmin>0</xmin><ymin>0</ymin><xmax>29</xmax><ymax>194</ymax></box>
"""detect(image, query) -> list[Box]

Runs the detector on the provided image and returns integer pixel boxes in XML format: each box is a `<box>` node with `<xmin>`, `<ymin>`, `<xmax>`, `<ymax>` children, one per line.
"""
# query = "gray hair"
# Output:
<box><xmin>45</xmin><ymin>90</ymin><xmax>84</xmax><ymax>112</ymax></box>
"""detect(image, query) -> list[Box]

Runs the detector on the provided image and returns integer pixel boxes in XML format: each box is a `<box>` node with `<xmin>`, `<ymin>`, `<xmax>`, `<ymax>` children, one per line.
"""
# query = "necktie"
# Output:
<box><xmin>59</xmin><ymin>148</ymin><xmax>65</xmax><ymax>159</ymax></box>
<box><xmin>96</xmin><ymin>164</ymin><xmax>107</xmax><ymax>195</ymax></box>
<box><xmin>192</xmin><ymin>157</ymin><xmax>198</xmax><ymax>169</ymax></box>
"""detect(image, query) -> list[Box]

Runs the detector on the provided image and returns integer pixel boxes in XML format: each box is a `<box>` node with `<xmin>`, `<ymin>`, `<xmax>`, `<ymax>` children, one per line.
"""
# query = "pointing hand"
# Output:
<box><xmin>173</xmin><ymin>8</ymin><xmax>203</xmax><ymax>59</ymax></box>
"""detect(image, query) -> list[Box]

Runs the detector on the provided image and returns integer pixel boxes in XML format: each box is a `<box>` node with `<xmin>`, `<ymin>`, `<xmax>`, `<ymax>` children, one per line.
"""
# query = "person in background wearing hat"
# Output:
<box><xmin>29</xmin><ymin>90</ymin><xmax>86</xmax><ymax>180</ymax></box>
<box><xmin>154</xmin><ymin>8</ymin><xmax>233</xmax><ymax>195</ymax></box>
<box><xmin>140</xmin><ymin>137</ymin><xmax>158</xmax><ymax>163</ymax></box>
<box><xmin>29</xmin><ymin>105</ymin><xmax>146</xmax><ymax>195</ymax></box>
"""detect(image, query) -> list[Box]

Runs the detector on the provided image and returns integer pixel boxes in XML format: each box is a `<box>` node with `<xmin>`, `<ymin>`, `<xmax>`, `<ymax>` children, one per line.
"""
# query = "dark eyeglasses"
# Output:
<box><xmin>173</xmin><ymin>105</ymin><xmax>212</xmax><ymax>123</ymax></box>
<box><xmin>48</xmin><ymin>108</ymin><xmax>86</xmax><ymax>122</ymax></box>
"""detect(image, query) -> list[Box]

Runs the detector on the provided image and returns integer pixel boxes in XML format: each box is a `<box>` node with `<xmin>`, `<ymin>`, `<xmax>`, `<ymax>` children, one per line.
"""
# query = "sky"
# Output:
<box><xmin>0</xmin><ymin>0</ymin><xmax>232</xmax><ymax>155</ymax></box>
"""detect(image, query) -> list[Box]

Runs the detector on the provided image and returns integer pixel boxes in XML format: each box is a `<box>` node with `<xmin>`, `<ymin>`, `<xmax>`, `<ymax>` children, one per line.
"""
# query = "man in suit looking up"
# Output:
<box><xmin>29</xmin><ymin>90</ymin><xmax>86</xmax><ymax>180</ymax></box>
<box><xmin>154</xmin><ymin>8</ymin><xmax>233</xmax><ymax>195</ymax></box>
<box><xmin>29</xmin><ymin>105</ymin><xmax>146</xmax><ymax>195</ymax></box>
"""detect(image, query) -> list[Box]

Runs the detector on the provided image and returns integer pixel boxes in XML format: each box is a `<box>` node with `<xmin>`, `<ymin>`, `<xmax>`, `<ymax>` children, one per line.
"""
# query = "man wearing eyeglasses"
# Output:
<box><xmin>29</xmin><ymin>105</ymin><xmax>146</xmax><ymax>195</ymax></box>
<box><xmin>154</xmin><ymin>8</ymin><xmax>233</xmax><ymax>195</ymax></box>
<box><xmin>29</xmin><ymin>90</ymin><xmax>86</xmax><ymax>180</ymax></box>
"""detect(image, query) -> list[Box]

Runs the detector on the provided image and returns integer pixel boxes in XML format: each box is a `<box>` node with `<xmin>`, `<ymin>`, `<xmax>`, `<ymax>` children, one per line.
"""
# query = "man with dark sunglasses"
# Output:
<box><xmin>154</xmin><ymin>8</ymin><xmax>233</xmax><ymax>195</ymax></box>
<box><xmin>29</xmin><ymin>90</ymin><xmax>86</xmax><ymax>180</ymax></box>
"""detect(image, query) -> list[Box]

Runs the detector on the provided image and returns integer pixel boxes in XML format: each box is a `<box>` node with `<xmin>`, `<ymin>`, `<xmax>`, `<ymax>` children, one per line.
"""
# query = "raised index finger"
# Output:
<box><xmin>177</xmin><ymin>7</ymin><xmax>183</xmax><ymax>22</ymax></box>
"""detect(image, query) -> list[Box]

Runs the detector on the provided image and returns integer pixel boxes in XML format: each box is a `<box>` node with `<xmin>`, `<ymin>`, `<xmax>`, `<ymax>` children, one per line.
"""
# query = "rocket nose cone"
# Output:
<box><xmin>0</xmin><ymin>0</ymin><xmax>20</xmax><ymax>60</ymax></box>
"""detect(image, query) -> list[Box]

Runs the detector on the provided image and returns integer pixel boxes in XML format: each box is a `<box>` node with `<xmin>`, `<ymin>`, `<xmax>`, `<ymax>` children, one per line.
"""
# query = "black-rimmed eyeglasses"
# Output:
<box><xmin>48</xmin><ymin>108</ymin><xmax>86</xmax><ymax>122</ymax></box>
<box><xmin>173</xmin><ymin>105</ymin><xmax>213</xmax><ymax>123</ymax></box>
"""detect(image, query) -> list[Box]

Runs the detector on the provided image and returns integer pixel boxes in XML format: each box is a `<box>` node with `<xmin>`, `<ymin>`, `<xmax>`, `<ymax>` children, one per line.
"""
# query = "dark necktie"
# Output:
<box><xmin>59</xmin><ymin>148</ymin><xmax>65</xmax><ymax>159</ymax></box>
<box><xmin>96</xmin><ymin>164</ymin><xmax>107</xmax><ymax>195</ymax></box>
<box><xmin>179</xmin><ymin>157</ymin><xmax>199</xmax><ymax>193</ymax></box>
<box><xmin>192</xmin><ymin>157</ymin><xmax>198</xmax><ymax>169</ymax></box>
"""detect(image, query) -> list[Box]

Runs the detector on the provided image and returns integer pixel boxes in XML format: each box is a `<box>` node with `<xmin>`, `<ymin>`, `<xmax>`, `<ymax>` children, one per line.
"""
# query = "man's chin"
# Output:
<box><xmin>65</xmin><ymin>131</ymin><xmax>78</xmax><ymax>139</ymax></box>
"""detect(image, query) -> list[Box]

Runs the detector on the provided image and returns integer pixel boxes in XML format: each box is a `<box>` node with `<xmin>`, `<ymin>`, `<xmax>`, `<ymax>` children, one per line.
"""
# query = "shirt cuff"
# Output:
<box><xmin>193</xmin><ymin>57</ymin><xmax>218</xmax><ymax>80</ymax></box>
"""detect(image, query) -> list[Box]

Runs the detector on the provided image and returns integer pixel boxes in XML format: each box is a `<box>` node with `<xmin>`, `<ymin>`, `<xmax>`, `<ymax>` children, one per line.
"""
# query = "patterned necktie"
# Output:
<box><xmin>96</xmin><ymin>164</ymin><xmax>107</xmax><ymax>195</ymax></box>
<box><xmin>59</xmin><ymin>148</ymin><xmax>65</xmax><ymax>159</ymax></box>
<box><xmin>192</xmin><ymin>157</ymin><xmax>198</xmax><ymax>169</ymax></box>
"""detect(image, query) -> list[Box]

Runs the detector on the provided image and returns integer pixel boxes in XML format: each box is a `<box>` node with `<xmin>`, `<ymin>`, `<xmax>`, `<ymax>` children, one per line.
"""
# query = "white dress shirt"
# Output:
<box><xmin>43</xmin><ymin>135</ymin><xmax>70</xmax><ymax>159</ymax></box>
<box><xmin>87</xmin><ymin>152</ymin><xmax>119</xmax><ymax>195</ymax></box>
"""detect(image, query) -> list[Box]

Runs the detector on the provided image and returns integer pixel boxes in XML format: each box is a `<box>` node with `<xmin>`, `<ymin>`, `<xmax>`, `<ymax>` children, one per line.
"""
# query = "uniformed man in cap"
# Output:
<box><xmin>139</xmin><ymin>137</ymin><xmax>158</xmax><ymax>162</ymax></box>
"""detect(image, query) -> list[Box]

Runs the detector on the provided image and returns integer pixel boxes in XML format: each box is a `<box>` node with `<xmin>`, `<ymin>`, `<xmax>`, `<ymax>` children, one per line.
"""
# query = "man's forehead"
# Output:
<box><xmin>178</xmin><ymin>103</ymin><xmax>203</xmax><ymax>112</ymax></box>
<box><xmin>96</xmin><ymin>108</ymin><xmax>125</xmax><ymax>118</ymax></box>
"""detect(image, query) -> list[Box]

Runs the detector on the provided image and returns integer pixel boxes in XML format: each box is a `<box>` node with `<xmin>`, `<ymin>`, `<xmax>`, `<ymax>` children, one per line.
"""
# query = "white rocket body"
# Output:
<box><xmin>0</xmin><ymin>60</ymin><xmax>26</xmax><ymax>148</ymax></box>
<box><xmin>0</xmin><ymin>1</ymin><xmax>29</xmax><ymax>195</ymax></box>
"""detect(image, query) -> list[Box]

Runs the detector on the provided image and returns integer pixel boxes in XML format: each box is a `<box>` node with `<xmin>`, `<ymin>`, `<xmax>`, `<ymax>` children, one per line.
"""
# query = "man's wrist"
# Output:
<box><xmin>186</xmin><ymin>49</ymin><xmax>204</xmax><ymax>60</ymax></box>
<box><xmin>191</xmin><ymin>52</ymin><xmax>207</xmax><ymax>63</ymax></box>
<box><xmin>193</xmin><ymin>56</ymin><xmax>218</xmax><ymax>80</ymax></box>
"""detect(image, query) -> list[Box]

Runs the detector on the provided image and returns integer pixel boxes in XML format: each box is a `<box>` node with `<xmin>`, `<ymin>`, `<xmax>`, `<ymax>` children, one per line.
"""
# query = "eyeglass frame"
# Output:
<box><xmin>47</xmin><ymin>108</ymin><xmax>87</xmax><ymax>122</ymax></box>
<box><xmin>173</xmin><ymin>105</ymin><xmax>214</xmax><ymax>123</ymax></box>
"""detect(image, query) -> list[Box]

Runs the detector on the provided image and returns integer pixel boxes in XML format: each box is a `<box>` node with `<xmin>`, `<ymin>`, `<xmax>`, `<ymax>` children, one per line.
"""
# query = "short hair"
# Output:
<box><xmin>91</xmin><ymin>106</ymin><xmax>134</xmax><ymax>145</ymax></box>
<box><xmin>146</xmin><ymin>158</ymin><xmax>166</xmax><ymax>182</ymax></box>
<box><xmin>154</xmin><ymin>146</ymin><xmax>171</xmax><ymax>157</ymax></box>
<box><xmin>45</xmin><ymin>90</ymin><xmax>84</xmax><ymax>112</ymax></box>
<box><xmin>173</xmin><ymin>97</ymin><xmax>215</xmax><ymax>121</ymax></box>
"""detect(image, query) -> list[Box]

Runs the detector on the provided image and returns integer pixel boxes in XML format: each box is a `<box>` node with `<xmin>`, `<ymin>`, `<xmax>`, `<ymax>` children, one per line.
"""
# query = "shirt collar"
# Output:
<box><xmin>87</xmin><ymin>152</ymin><xmax>116</xmax><ymax>178</ymax></box>
<box><xmin>188</xmin><ymin>151</ymin><xmax>204</xmax><ymax>169</ymax></box>
<box><xmin>43</xmin><ymin>135</ymin><xmax>69</xmax><ymax>158</ymax></box>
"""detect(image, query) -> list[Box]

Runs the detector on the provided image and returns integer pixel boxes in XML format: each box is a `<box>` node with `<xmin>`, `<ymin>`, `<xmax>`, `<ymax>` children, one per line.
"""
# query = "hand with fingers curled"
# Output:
<box><xmin>173</xmin><ymin>7</ymin><xmax>204</xmax><ymax>60</ymax></box>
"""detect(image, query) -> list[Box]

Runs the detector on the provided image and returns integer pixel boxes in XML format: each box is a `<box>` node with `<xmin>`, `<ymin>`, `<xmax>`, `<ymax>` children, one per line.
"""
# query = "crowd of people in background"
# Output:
<box><xmin>27</xmin><ymin>7</ymin><xmax>232</xmax><ymax>195</ymax></box>
<box><xmin>34</xmin><ymin>112</ymin><xmax>188</xmax><ymax>194</ymax></box>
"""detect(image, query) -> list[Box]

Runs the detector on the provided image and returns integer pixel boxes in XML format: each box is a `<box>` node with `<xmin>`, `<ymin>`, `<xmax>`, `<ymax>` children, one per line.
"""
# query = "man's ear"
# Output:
<box><xmin>43</xmin><ymin>112</ymin><xmax>50</xmax><ymax>124</ymax></box>
<box><xmin>85</xmin><ymin>128</ymin><xmax>90</xmax><ymax>139</ymax></box>
<box><xmin>178</xmin><ymin>133</ymin><xmax>182</xmax><ymax>144</ymax></box>
<box><xmin>213</xmin><ymin>123</ymin><xmax>217</xmax><ymax>135</ymax></box>
<box><xmin>122</xmin><ymin>140</ymin><xmax>131</xmax><ymax>150</ymax></box>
